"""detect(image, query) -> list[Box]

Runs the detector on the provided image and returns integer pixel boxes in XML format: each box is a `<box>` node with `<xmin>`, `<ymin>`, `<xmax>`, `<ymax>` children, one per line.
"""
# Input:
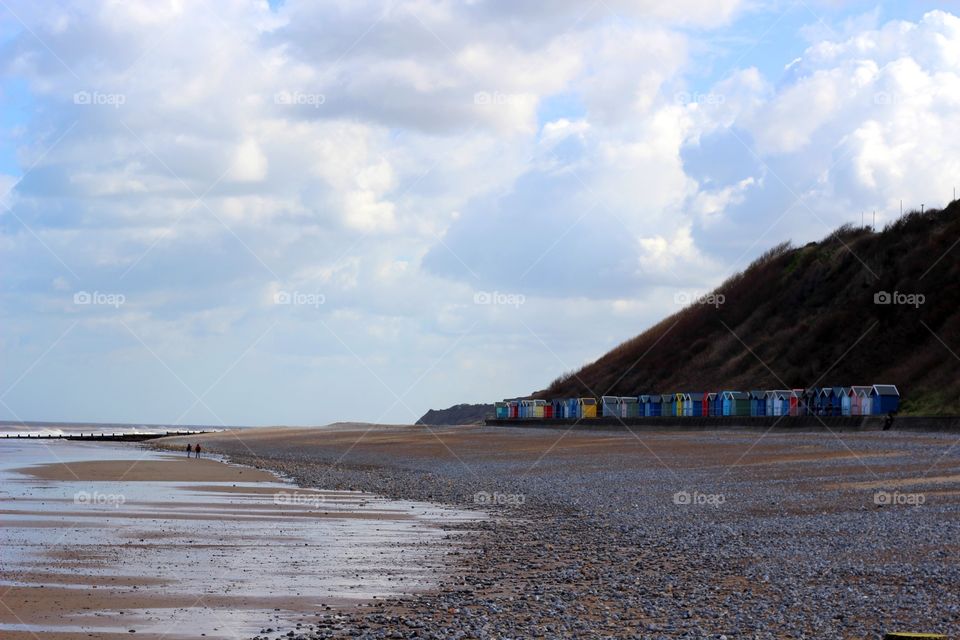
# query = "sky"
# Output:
<box><xmin>1</xmin><ymin>0</ymin><xmax>959</xmax><ymax>427</ymax></box>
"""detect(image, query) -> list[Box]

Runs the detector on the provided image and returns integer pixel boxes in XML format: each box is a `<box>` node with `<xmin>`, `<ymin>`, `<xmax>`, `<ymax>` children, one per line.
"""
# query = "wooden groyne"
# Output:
<box><xmin>2</xmin><ymin>430</ymin><xmax>213</xmax><ymax>442</ymax></box>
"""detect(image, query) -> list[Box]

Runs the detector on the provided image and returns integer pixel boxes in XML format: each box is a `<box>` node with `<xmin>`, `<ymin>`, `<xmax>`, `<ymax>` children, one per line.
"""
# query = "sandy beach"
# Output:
<box><xmin>0</xmin><ymin>439</ymin><xmax>479</xmax><ymax>640</ymax></box>
<box><xmin>153</xmin><ymin>424</ymin><xmax>960</xmax><ymax>639</ymax></box>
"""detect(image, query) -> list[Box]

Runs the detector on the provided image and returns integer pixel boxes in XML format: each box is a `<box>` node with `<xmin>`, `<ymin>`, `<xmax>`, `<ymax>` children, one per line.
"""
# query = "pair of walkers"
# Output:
<box><xmin>185</xmin><ymin>443</ymin><xmax>202</xmax><ymax>458</ymax></box>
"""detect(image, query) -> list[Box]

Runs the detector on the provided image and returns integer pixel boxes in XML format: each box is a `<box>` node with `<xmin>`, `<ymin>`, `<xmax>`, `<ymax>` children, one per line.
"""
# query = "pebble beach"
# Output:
<box><xmin>156</xmin><ymin>424</ymin><xmax>960</xmax><ymax>640</ymax></box>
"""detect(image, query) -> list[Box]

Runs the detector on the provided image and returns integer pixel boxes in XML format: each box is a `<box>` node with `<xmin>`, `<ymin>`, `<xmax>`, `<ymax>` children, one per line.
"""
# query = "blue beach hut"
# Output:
<box><xmin>815</xmin><ymin>388</ymin><xmax>831</xmax><ymax>416</ymax></box>
<box><xmin>750</xmin><ymin>391</ymin><xmax>766</xmax><ymax>416</ymax></box>
<box><xmin>601</xmin><ymin>396</ymin><xmax>620</xmax><ymax>418</ymax></box>
<box><xmin>648</xmin><ymin>394</ymin><xmax>662</xmax><ymax>417</ymax></box>
<box><xmin>871</xmin><ymin>385</ymin><xmax>900</xmax><ymax>414</ymax></box>
<box><xmin>689</xmin><ymin>392</ymin><xmax>705</xmax><ymax>417</ymax></box>
<box><xmin>839</xmin><ymin>387</ymin><xmax>852</xmax><ymax>416</ymax></box>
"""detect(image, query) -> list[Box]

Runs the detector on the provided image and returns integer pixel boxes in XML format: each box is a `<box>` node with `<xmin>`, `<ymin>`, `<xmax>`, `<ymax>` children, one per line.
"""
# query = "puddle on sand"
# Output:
<box><xmin>0</xmin><ymin>440</ymin><xmax>482</xmax><ymax>638</ymax></box>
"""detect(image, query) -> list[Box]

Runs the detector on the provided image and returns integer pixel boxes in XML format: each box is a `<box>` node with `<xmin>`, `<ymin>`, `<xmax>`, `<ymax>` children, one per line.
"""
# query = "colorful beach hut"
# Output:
<box><xmin>722</xmin><ymin>391</ymin><xmax>750</xmax><ymax>417</ymax></box>
<box><xmin>790</xmin><ymin>390</ymin><xmax>803</xmax><ymax>416</ymax></box>
<box><xmin>830</xmin><ymin>387</ymin><xmax>845</xmax><ymax>416</ymax></box>
<box><xmin>772</xmin><ymin>390</ymin><xmax>791</xmax><ymax>416</ymax></box>
<box><xmin>701</xmin><ymin>393</ymin><xmax>711</xmax><ymax>417</ymax></box>
<box><xmin>601</xmin><ymin>396</ymin><xmax>620</xmax><ymax>418</ymax></box>
<box><xmin>533</xmin><ymin>399</ymin><xmax>546</xmax><ymax>418</ymax></box>
<box><xmin>567</xmin><ymin>398</ymin><xmax>580</xmax><ymax>419</ymax></box>
<box><xmin>550</xmin><ymin>399</ymin><xmax>563</xmax><ymax>419</ymax></box>
<box><xmin>839</xmin><ymin>387</ymin><xmax>853</xmax><ymax>416</ymax></box>
<box><xmin>815</xmin><ymin>388</ymin><xmax>831</xmax><ymax>416</ymax></box>
<box><xmin>579</xmin><ymin>397</ymin><xmax>597</xmax><ymax>418</ymax></box>
<box><xmin>648</xmin><ymin>395</ymin><xmax>663</xmax><ymax>417</ymax></box>
<box><xmin>688</xmin><ymin>392</ymin><xmax>705</xmax><ymax>417</ymax></box>
<box><xmin>871</xmin><ymin>385</ymin><xmax>900</xmax><ymax>414</ymax></box>
<box><xmin>750</xmin><ymin>391</ymin><xmax>766</xmax><ymax>416</ymax></box>
<box><xmin>710</xmin><ymin>392</ymin><xmax>722</xmax><ymax>417</ymax></box>
<box><xmin>857</xmin><ymin>387</ymin><xmax>872</xmax><ymax>415</ymax></box>
<box><xmin>849</xmin><ymin>386</ymin><xmax>870</xmax><ymax>415</ymax></box>
<box><xmin>495</xmin><ymin>402</ymin><xmax>508</xmax><ymax>419</ymax></box>
<box><xmin>661</xmin><ymin>394</ymin><xmax>676</xmax><ymax>417</ymax></box>
<box><xmin>621</xmin><ymin>397</ymin><xmax>640</xmax><ymax>418</ymax></box>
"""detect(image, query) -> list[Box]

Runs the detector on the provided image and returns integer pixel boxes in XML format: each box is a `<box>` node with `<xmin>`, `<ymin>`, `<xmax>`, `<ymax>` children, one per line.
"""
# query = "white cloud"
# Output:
<box><xmin>3</xmin><ymin>2</ymin><xmax>960</xmax><ymax>425</ymax></box>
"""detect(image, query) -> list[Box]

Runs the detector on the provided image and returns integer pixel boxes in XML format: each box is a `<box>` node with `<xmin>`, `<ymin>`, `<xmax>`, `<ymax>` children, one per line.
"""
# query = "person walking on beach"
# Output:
<box><xmin>186</xmin><ymin>443</ymin><xmax>192</xmax><ymax>457</ymax></box>
<box><xmin>194</xmin><ymin>443</ymin><xmax>202</xmax><ymax>459</ymax></box>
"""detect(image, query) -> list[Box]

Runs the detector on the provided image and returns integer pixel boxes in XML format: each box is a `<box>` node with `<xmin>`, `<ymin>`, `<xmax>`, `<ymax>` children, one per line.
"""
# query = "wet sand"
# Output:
<box><xmin>0</xmin><ymin>440</ymin><xmax>480</xmax><ymax>639</ymax></box>
<box><xmin>16</xmin><ymin>457</ymin><xmax>278</xmax><ymax>482</ymax></box>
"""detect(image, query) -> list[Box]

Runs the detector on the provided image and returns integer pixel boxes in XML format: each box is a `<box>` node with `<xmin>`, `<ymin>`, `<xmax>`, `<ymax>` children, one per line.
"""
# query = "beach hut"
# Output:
<box><xmin>579</xmin><ymin>397</ymin><xmax>597</xmax><ymax>418</ymax></box>
<box><xmin>830</xmin><ymin>387</ymin><xmax>845</xmax><ymax>416</ymax></box>
<box><xmin>661</xmin><ymin>394</ymin><xmax>675</xmax><ymax>417</ymax></box>
<box><xmin>802</xmin><ymin>388</ymin><xmax>817</xmax><ymax>416</ymax></box>
<box><xmin>723</xmin><ymin>391</ymin><xmax>750</xmax><ymax>416</ymax></box>
<box><xmin>772</xmin><ymin>390</ymin><xmax>790</xmax><ymax>416</ymax></box>
<box><xmin>495</xmin><ymin>402</ymin><xmax>508</xmax><ymax>420</ymax></box>
<box><xmin>839</xmin><ymin>387</ymin><xmax>853</xmax><ymax>416</ymax></box>
<box><xmin>689</xmin><ymin>392</ymin><xmax>705</xmax><ymax>417</ymax></box>
<box><xmin>550</xmin><ymin>399</ymin><xmax>563</xmax><ymax>419</ymax></box>
<box><xmin>701</xmin><ymin>393</ymin><xmax>711</xmax><ymax>417</ymax></box>
<box><xmin>750</xmin><ymin>391</ymin><xmax>766</xmax><ymax>416</ymax></box>
<box><xmin>675</xmin><ymin>393</ymin><xmax>686</xmax><ymax>417</ymax></box>
<box><xmin>621</xmin><ymin>396</ymin><xmax>639</xmax><ymax>418</ymax></box>
<box><xmin>508</xmin><ymin>400</ymin><xmax>519</xmax><ymax>419</ymax></box>
<box><xmin>871</xmin><ymin>385</ymin><xmax>900</xmax><ymax>414</ymax></box>
<box><xmin>706</xmin><ymin>392</ymin><xmax>718</xmax><ymax>417</ymax></box>
<box><xmin>849</xmin><ymin>386</ymin><xmax>870</xmax><ymax>415</ymax></box>
<box><xmin>857</xmin><ymin>387</ymin><xmax>872</xmax><ymax>415</ymax></box>
<box><xmin>544</xmin><ymin>402</ymin><xmax>553</xmax><ymax>419</ymax></box>
<box><xmin>567</xmin><ymin>398</ymin><xmax>580</xmax><ymax>419</ymax></box>
<box><xmin>534</xmin><ymin>399</ymin><xmax>546</xmax><ymax>418</ymax></box>
<box><xmin>815</xmin><ymin>388</ymin><xmax>831</xmax><ymax>416</ymax></box>
<box><xmin>790</xmin><ymin>390</ymin><xmax>803</xmax><ymax>416</ymax></box>
<box><xmin>639</xmin><ymin>395</ymin><xmax>650</xmax><ymax>417</ymax></box>
<box><xmin>601</xmin><ymin>396</ymin><xmax>620</xmax><ymax>418</ymax></box>
<box><xmin>767</xmin><ymin>390</ymin><xmax>781</xmax><ymax>417</ymax></box>
<box><xmin>648</xmin><ymin>395</ymin><xmax>663</xmax><ymax>417</ymax></box>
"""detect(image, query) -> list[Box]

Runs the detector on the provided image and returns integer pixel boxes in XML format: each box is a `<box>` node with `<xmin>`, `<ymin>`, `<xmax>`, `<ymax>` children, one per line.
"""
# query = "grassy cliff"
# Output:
<box><xmin>542</xmin><ymin>201</ymin><xmax>960</xmax><ymax>415</ymax></box>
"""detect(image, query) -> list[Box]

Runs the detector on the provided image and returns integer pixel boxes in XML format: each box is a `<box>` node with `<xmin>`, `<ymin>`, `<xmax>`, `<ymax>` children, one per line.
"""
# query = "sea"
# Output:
<box><xmin>0</xmin><ymin>420</ymin><xmax>231</xmax><ymax>438</ymax></box>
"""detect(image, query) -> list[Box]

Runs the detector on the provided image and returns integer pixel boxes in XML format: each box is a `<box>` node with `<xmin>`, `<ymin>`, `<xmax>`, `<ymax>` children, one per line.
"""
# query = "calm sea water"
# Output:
<box><xmin>0</xmin><ymin>421</ymin><xmax>235</xmax><ymax>437</ymax></box>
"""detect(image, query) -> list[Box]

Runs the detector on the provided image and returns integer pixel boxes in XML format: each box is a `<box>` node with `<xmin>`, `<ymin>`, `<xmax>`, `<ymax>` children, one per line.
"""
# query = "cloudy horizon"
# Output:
<box><xmin>2</xmin><ymin>0</ymin><xmax>958</xmax><ymax>426</ymax></box>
